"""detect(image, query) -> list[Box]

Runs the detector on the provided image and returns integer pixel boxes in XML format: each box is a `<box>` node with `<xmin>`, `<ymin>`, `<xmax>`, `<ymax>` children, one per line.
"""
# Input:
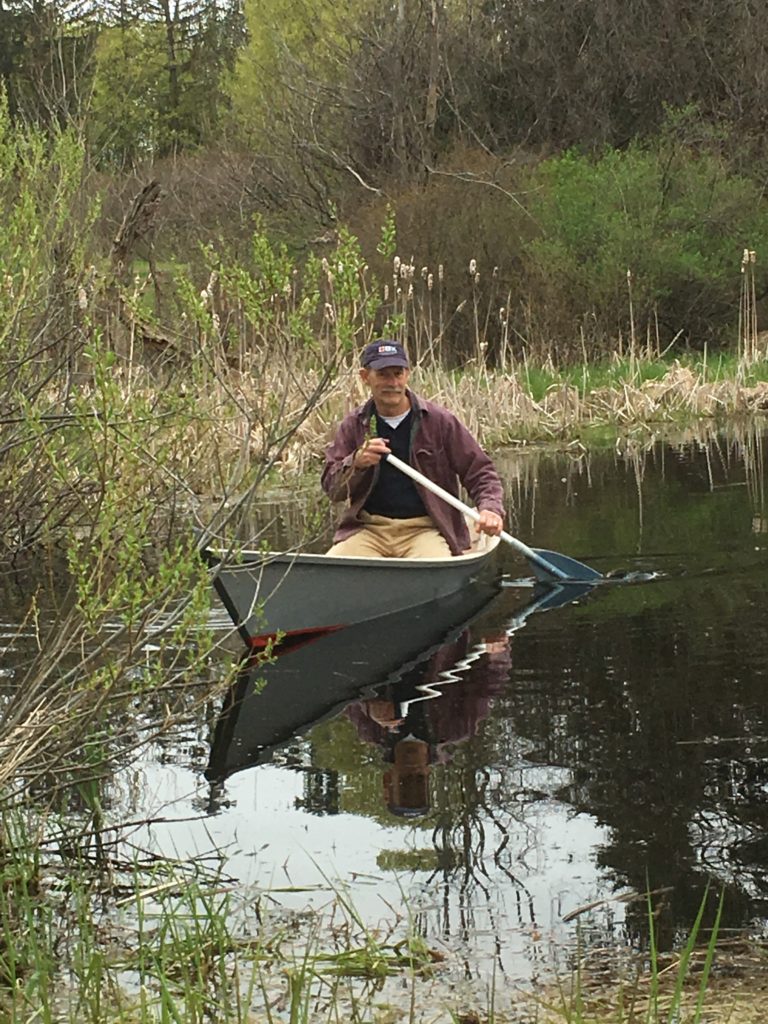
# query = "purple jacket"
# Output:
<box><xmin>321</xmin><ymin>391</ymin><xmax>505</xmax><ymax>555</ymax></box>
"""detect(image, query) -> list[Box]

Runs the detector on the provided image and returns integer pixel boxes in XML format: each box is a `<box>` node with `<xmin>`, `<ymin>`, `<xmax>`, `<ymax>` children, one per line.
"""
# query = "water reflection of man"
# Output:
<box><xmin>385</xmin><ymin>738</ymin><xmax>432</xmax><ymax>818</ymax></box>
<box><xmin>346</xmin><ymin>631</ymin><xmax>511</xmax><ymax>817</ymax></box>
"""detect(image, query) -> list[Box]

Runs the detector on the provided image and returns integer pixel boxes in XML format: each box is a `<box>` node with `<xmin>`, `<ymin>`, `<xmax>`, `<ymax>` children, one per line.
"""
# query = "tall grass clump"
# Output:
<box><xmin>539</xmin><ymin>888</ymin><xmax>725</xmax><ymax>1024</ymax></box>
<box><xmin>0</xmin><ymin>806</ymin><xmax>449</xmax><ymax>1023</ymax></box>
<box><xmin>642</xmin><ymin>886</ymin><xmax>724</xmax><ymax>1024</ymax></box>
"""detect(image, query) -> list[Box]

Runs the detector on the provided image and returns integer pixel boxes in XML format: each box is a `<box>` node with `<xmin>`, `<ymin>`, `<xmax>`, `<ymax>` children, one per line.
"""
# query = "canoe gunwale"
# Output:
<box><xmin>204</xmin><ymin>532</ymin><xmax>500</xmax><ymax>572</ymax></box>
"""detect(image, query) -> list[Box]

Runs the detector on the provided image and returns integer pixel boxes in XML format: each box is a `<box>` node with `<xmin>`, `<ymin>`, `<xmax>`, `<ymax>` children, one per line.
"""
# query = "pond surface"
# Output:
<box><xmin>14</xmin><ymin>421</ymin><xmax>768</xmax><ymax>1005</ymax></box>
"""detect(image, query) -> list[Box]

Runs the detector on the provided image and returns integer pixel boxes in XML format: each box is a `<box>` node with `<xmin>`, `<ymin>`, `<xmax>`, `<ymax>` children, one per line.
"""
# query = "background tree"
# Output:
<box><xmin>4</xmin><ymin>0</ymin><xmax>768</xmax><ymax>359</ymax></box>
<box><xmin>90</xmin><ymin>0</ymin><xmax>244</xmax><ymax>165</ymax></box>
<box><xmin>226</xmin><ymin>0</ymin><xmax>455</xmax><ymax>235</ymax></box>
<box><xmin>0</xmin><ymin>1</ymin><xmax>96</xmax><ymax>125</ymax></box>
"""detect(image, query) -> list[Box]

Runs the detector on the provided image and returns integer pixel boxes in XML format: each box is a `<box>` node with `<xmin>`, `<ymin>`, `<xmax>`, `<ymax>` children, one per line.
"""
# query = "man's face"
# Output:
<box><xmin>360</xmin><ymin>364</ymin><xmax>410</xmax><ymax>414</ymax></box>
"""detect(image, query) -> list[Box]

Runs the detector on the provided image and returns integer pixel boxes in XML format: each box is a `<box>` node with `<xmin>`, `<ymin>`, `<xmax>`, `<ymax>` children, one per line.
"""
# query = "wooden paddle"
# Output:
<box><xmin>385</xmin><ymin>452</ymin><xmax>602</xmax><ymax>584</ymax></box>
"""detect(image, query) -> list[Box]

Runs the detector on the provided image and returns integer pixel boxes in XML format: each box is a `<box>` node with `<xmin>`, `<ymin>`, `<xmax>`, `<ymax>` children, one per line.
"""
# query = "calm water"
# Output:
<box><xmin>11</xmin><ymin>422</ymin><xmax>768</xmax><ymax>999</ymax></box>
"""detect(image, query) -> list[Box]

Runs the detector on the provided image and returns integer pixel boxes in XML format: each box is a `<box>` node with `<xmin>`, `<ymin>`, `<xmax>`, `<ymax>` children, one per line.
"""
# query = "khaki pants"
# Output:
<box><xmin>327</xmin><ymin>513</ymin><xmax>452</xmax><ymax>559</ymax></box>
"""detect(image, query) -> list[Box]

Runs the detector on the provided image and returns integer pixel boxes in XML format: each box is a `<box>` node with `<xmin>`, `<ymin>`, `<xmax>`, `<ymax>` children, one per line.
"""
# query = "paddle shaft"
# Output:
<box><xmin>383</xmin><ymin>452</ymin><xmax>570</xmax><ymax>581</ymax></box>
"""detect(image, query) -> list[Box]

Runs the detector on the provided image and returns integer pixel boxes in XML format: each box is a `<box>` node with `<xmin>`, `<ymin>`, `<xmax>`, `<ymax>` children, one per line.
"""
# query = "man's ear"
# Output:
<box><xmin>359</xmin><ymin>368</ymin><xmax>370</xmax><ymax>385</ymax></box>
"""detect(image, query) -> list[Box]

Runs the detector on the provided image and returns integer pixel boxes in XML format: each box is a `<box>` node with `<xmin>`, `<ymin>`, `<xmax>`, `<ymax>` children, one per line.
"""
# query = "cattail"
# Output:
<box><xmin>384</xmin><ymin>284</ymin><xmax>389</xmax><ymax>301</ymax></box>
<box><xmin>427</xmin><ymin>273</ymin><xmax>434</xmax><ymax>291</ymax></box>
<box><xmin>469</xmin><ymin>258</ymin><xmax>477</xmax><ymax>275</ymax></box>
<box><xmin>324</xmin><ymin>303</ymin><xmax>335</xmax><ymax>322</ymax></box>
<box><xmin>394</xmin><ymin>256</ymin><xmax>401</xmax><ymax>274</ymax></box>
<box><xmin>474</xmin><ymin>273</ymin><xmax>480</xmax><ymax>286</ymax></box>
<box><xmin>438</xmin><ymin>264</ymin><xmax>444</xmax><ymax>281</ymax></box>
<box><xmin>77</xmin><ymin>286</ymin><xmax>88</xmax><ymax>310</ymax></box>
<box><xmin>407</xmin><ymin>284</ymin><xmax>413</xmax><ymax>299</ymax></box>
<box><xmin>493</xmin><ymin>266</ymin><xmax>499</xmax><ymax>278</ymax></box>
<box><xmin>421</xmin><ymin>266</ymin><xmax>428</xmax><ymax>279</ymax></box>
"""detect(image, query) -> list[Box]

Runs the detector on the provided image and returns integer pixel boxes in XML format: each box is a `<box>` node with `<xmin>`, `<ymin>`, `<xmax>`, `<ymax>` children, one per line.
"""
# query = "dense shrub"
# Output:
<box><xmin>353</xmin><ymin>130</ymin><xmax>768</xmax><ymax>364</ymax></box>
<box><xmin>520</xmin><ymin>141</ymin><xmax>768</xmax><ymax>355</ymax></box>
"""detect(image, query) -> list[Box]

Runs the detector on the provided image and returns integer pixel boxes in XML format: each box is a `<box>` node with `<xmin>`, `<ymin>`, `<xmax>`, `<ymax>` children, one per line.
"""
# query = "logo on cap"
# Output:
<box><xmin>361</xmin><ymin>339</ymin><xmax>410</xmax><ymax>368</ymax></box>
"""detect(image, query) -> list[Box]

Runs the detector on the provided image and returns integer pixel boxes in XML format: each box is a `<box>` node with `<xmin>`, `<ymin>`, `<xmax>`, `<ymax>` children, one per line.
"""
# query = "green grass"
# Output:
<box><xmin>516</xmin><ymin>349</ymin><xmax>768</xmax><ymax>400</ymax></box>
<box><xmin>0</xmin><ymin>807</ymin><xmax>754</xmax><ymax>1024</ymax></box>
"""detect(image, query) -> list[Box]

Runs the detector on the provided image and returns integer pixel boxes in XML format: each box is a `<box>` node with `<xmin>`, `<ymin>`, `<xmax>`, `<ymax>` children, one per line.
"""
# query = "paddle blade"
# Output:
<box><xmin>530</xmin><ymin>548</ymin><xmax>602</xmax><ymax>583</ymax></box>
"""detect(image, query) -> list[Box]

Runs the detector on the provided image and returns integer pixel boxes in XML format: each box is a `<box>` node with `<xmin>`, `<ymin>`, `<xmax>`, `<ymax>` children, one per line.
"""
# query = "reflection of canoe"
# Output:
<box><xmin>205</xmin><ymin>581</ymin><xmax>504</xmax><ymax>783</ymax></box>
<box><xmin>205</xmin><ymin>580</ymin><xmax>592</xmax><ymax>785</ymax></box>
<box><xmin>204</xmin><ymin>533</ymin><xmax>500</xmax><ymax>648</ymax></box>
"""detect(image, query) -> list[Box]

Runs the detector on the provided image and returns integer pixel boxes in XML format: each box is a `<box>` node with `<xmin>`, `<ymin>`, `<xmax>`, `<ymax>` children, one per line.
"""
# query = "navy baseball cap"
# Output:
<box><xmin>361</xmin><ymin>340</ymin><xmax>410</xmax><ymax>370</ymax></box>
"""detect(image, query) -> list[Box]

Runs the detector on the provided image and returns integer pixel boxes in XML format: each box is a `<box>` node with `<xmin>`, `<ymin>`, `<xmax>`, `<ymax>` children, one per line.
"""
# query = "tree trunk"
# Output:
<box><xmin>158</xmin><ymin>0</ymin><xmax>182</xmax><ymax>153</ymax></box>
<box><xmin>423</xmin><ymin>0</ymin><xmax>441</xmax><ymax>172</ymax></box>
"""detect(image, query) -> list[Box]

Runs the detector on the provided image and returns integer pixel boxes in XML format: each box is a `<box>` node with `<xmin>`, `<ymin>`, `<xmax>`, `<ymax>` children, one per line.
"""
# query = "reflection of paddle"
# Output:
<box><xmin>385</xmin><ymin>452</ymin><xmax>602</xmax><ymax>584</ymax></box>
<box><xmin>505</xmin><ymin>580</ymin><xmax>596</xmax><ymax>625</ymax></box>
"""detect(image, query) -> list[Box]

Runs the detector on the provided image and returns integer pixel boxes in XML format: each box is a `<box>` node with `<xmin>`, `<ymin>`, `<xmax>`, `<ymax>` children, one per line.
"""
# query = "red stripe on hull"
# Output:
<box><xmin>246</xmin><ymin>624</ymin><xmax>345</xmax><ymax>657</ymax></box>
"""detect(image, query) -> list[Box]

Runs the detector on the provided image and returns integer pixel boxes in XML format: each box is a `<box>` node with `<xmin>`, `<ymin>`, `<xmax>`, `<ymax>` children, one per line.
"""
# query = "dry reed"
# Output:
<box><xmin>280</xmin><ymin>357</ymin><xmax>768</xmax><ymax>477</ymax></box>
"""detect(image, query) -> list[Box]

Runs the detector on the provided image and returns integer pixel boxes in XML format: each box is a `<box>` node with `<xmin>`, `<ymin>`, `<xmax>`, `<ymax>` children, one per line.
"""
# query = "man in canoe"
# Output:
<box><xmin>322</xmin><ymin>340</ymin><xmax>505</xmax><ymax>557</ymax></box>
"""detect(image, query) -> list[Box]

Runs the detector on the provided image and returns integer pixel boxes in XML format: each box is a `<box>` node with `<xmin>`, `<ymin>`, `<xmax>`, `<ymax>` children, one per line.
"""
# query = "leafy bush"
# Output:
<box><xmin>521</xmin><ymin>139</ymin><xmax>768</xmax><ymax>356</ymax></box>
<box><xmin>356</xmin><ymin>118</ymin><xmax>768</xmax><ymax>365</ymax></box>
<box><xmin>0</xmin><ymin>94</ymin><xmax>96</xmax><ymax>390</ymax></box>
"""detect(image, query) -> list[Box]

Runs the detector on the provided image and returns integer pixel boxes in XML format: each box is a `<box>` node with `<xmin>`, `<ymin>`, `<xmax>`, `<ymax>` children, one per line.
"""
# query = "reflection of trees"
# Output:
<box><xmin>503</xmin><ymin>567</ymin><xmax>768</xmax><ymax>947</ymax></box>
<box><xmin>503</xmin><ymin>426</ymin><xmax>768</xmax><ymax>949</ymax></box>
<box><xmin>689</xmin><ymin>747</ymin><xmax>768</xmax><ymax>902</ymax></box>
<box><xmin>318</xmin><ymin>620</ymin><xmax>555</xmax><ymax>945</ymax></box>
<box><xmin>425</xmin><ymin>743</ymin><xmax>538</xmax><ymax>945</ymax></box>
<box><xmin>297</xmin><ymin>769</ymin><xmax>340</xmax><ymax>816</ymax></box>
<box><xmin>526</xmin><ymin>422</ymin><xmax>768</xmax><ymax>579</ymax></box>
